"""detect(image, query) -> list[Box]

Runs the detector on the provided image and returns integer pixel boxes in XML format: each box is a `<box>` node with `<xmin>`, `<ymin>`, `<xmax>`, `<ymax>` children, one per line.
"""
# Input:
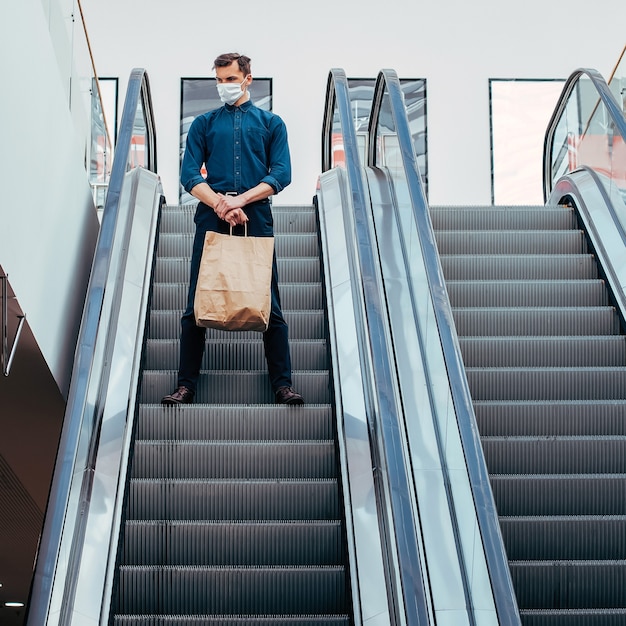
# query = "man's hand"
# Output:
<box><xmin>214</xmin><ymin>193</ymin><xmax>249</xmax><ymax>226</ymax></box>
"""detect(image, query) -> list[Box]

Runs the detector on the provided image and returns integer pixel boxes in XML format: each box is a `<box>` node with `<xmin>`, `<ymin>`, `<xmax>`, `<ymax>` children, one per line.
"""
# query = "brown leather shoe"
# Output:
<box><xmin>161</xmin><ymin>386</ymin><xmax>194</xmax><ymax>405</ymax></box>
<box><xmin>275</xmin><ymin>386</ymin><xmax>304</xmax><ymax>405</ymax></box>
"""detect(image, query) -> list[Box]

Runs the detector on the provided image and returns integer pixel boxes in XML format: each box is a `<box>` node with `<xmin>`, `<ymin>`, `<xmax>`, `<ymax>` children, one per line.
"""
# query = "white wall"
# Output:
<box><xmin>0</xmin><ymin>0</ymin><xmax>99</xmax><ymax>395</ymax></box>
<box><xmin>80</xmin><ymin>0</ymin><xmax>624</xmax><ymax>206</ymax></box>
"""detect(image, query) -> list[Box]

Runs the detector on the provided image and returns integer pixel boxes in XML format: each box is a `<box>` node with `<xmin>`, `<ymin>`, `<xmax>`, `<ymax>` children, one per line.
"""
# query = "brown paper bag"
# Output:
<box><xmin>194</xmin><ymin>226</ymin><xmax>274</xmax><ymax>332</ymax></box>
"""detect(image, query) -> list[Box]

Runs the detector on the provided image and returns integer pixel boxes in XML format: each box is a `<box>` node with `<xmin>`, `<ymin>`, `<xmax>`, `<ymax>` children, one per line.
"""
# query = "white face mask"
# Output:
<box><xmin>216</xmin><ymin>77</ymin><xmax>248</xmax><ymax>105</ymax></box>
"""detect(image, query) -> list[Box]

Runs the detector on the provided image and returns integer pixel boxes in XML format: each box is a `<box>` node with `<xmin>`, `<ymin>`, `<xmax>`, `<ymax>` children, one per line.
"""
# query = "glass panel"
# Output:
<box><xmin>129</xmin><ymin>99</ymin><xmax>147</xmax><ymax>170</ymax></box>
<box><xmin>551</xmin><ymin>75</ymin><xmax>626</xmax><ymax>204</ymax></box>
<box><xmin>347</xmin><ymin>78</ymin><xmax>428</xmax><ymax>194</ymax></box>
<box><xmin>330</xmin><ymin>91</ymin><xmax>345</xmax><ymax>169</ymax></box>
<box><xmin>490</xmin><ymin>79</ymin><xmax>565</xmax><ymax>205</ymax></box>
<box><xmin>90</xmin><ymin>78</ymin><xmax>117</xmax><ymax>210</ymax></box>
<box><xmin>179</xmin><ymin>78</ymin><xmax>272</xmax><ymax>203</ymax></box>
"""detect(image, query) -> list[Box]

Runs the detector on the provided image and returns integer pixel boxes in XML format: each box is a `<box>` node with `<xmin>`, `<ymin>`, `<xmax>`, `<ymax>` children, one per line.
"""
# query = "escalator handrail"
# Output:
<box><xmin>26</xmin><ymin>68</ymin><xmax>158</xmax><ymax>626</ymax></box>
<box><xmin>368</xmin><ymin>68</ymin><xmax>521</xmax><ymax>625</ymax></box>
<box><xmin>322</xmin><ymin>68</ymin><xmax>431</xmax><ymax>625</ymax></box>
<box><xmin>543</xmin><ymin>66</ymin><xmax>626</xmax><ymax>202</ymax></box>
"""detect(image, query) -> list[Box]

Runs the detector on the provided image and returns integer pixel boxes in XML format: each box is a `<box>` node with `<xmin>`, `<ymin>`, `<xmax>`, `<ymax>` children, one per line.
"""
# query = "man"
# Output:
<box><xmin>162</xmin><ymin>52</ymin><xmax>304</xmax><ymax>406</ymax></box>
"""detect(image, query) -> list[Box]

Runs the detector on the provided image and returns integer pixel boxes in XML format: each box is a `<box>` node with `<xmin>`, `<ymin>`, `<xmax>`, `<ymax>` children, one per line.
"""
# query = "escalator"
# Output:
<box><xmin>110</xmin><ymin>202</ymin><xmax>353</xmax><ymax>624</ymax></box>
<box><xmin>431</xmin><ymin>202</ymin><xmax>626</xmax><ymax>624</ymax></box>
<box><xmin>28</xmin><ymin>56</ymin><xmax>626</xmax><ymax>626</ymax></box>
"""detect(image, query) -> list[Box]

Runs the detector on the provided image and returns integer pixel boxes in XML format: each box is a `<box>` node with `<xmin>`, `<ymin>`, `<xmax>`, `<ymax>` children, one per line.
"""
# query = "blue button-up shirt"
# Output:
<box><xmin>180</xmin><ymin>100</ymin><xmax>292</xmax><ymax>196</ymax></box>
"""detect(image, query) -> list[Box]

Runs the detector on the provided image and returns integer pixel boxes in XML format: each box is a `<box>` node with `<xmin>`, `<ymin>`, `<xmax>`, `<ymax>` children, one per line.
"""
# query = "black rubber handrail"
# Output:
<box><xmin>26</xmin><ymin>68</ymin><xmax>157</xmax><ymax>626</ymax></box>
<box><xmin>368</xmin><ymin>68</ymin><xmax>521</xmax><ymax>625</ymax></box>
<box><xmin>543</xmin><ymin>67</ymin><xmax>626</xmax><ymax>202</ymax></box>
<box><xmin>322</xmin><ymin>68</ymin><xmax>431</xmax><ymax>626</ymax></box>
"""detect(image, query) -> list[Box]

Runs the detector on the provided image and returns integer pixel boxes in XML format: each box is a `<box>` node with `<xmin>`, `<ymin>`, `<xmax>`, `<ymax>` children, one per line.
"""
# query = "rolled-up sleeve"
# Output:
<box><xmin>180</xmin><ymin>116</ymin><xmax>207</xmax><ymax>193</ymax></box>
<box><xmin>261</xmin><ymin>116</ymin><xmax>291</xmax><ymax>194</ymax></box>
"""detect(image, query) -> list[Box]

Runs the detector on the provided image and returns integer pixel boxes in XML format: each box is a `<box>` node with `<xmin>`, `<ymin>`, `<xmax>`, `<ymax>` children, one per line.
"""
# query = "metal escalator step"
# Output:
<box><xmin>466</xmin><ymin>367</ymin><xmax>626</xmax><ymax>401</ymax></box>
<box><xmin>147</xmin><ymin>310</ymin><xmax>326</xmax><ymax>341</ymax></box>
<box><xmin>127</xmin><ymin>479</ymin><xmax>340</xmax><ymax>520</ymax></box>
<box><xmin>508</xmin><ymin>560</ymin><xmax>626</xmax><ymax>609</ymax></box>
<box><xmin>429</xmin><ymin>206</ymin><xmax>577</xmax><ymax>230</ymax></box>
<box><xmin>135</xmin><ymin>405</ymin><xmax>334</xmax><ymax>441</ymax></box>
<box><xmin>140</xmin><ymin>370</ymin><xmax>330</xmax><ymax>404</ymax></box>
<box><xmin>452</xmin><ymin>307</ymin><xmax>620</xmax><ymax>337</ymax></box>
<box><xmin>131</xmin><ymin>441</ymin><xmax>338</xmax><ymax>479</ymax></box>
<box><xmin>158</xmin><ymin>205</ymin><xmax>317</xmax><ymax>236</ymax></box>
<box><xmin>433</xmin><ymin>230</ymin><xmax>586</xmax><ymax>255</ymax></box>
<box><xmin>151</xmin><ymin>283</ymin><xmax>323</xmax><ymax>312</ymax></box>
<box><xmin>154</xmin><ymin>257</ymin><xmax>322</xmax><ymax>284</ymax></box>
<box><xmin>474</xmin><ymin>400</ymin><xmax>626</xmax><ymax>436</ymax></box>
<box><xmin>144</xmin><ymin>339</ymin><xmax>328</xmax><ymax>371</ymax></box>
<box><xmin>482</xmin><ymin>436</ymin><xmax>626</xmax><ymax>473</ymax></box>
<box><xmin>460</xmin><ymin>336</ymin><xmax>626</xmax><ymax>367</ymax></box>
<box><xmin>440</xmin><ymin>254</ymin><xmax>598</xmax><ymax>280</ymax></box>
<box><xmin>157</xmin><ymin>233</ymin><xmax>320</xmax><ymax>259</ymax></box>
<box><xmin>120</xmin><ymin>520</ymin><xmax>344</xmax><ymax>566</ymax></box>
<box><xmin>114</xmin><ymin>616</ymin><xmax>351</xmax><ymax>625</ymax></box>
<box><xmin>115</xmin><ymin>565</ymin><xmax>349</xmax><ymax>615</ymax></box>
<box><xmin>446</xmin><ymin>280</ymin><xmax>609</xmax><ymax>307</ymax></box>
<box><xmin>490</xmin><ymin>474</ymin><xmax>626</xmax><ymax>516</ymax></box>
<box><xmin>500</xmin><ymin>516</ymin><xmax>626</xmax><ymax>560</ymax></box>
<box><xmin>516</xmin><ymin>608</ymin><xmax>626</xmax><ymax>625</ymax></box>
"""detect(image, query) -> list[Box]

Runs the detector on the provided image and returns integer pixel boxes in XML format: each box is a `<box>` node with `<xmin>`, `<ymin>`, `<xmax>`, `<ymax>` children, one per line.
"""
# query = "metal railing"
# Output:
<box><xmin>27</xmin><ymin>68</ymin><xmax>160</xmax><ymax>626</ymax></box>
<box><xmin>543</xmin><ymin>67</ymin><xmax>626</xmax><ymax>203</ymax></box>
<box><xmin>322</xmin><ymin>67</ymin><xmax>432</xmax><ymax>625</ymax></box>
<box><xmin>0</xmin><ymin>273</ymin><xmax>26</xmax><ymax>376</ymax></box>
<box><xmin>368</xmin><ymin>68</ymin><xmax>520</xmax><ymax>625</ymax></box>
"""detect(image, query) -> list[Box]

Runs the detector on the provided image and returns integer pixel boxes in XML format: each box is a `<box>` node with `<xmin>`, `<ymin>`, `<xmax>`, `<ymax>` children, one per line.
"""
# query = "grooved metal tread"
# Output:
<box><xmin>113</xmin><ymin>204</ymin><xmax>351</xmax><ymax>622</ymax></box>
<box><xmin>113</xmin><ymin>614</ymin><xmax>351</xmax><ymax>625</ymax></box>
<box><xmin>432</xmin><ymin>202</ymin><xmax>626</xmax><ymax>619</ymax></box>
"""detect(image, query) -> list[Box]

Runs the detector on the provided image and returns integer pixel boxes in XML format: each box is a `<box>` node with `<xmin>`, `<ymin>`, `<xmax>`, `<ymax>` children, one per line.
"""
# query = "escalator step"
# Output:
<box><xmin>516</xmin><ymin>608</ymin><xmax>626</xmax><ymax>625</ymax></box>
<box><xmin>147</xmin><ymin>310</ymin><xmax>326</xmax><ymax>341</ymax></box>
<box><xmin>451</xmin><ymin>307</ymin><xmax>620</xmax><ymax>336</ymax></box>
<box><xmin>114</xmin><ymin>614</ymin><xmax>351</xmax><ymax>625</ymax></box>
<box><xmin>115</xmin><ymin>565</ymin><xmax>349</xmax><ymax>615</ymax></box>
<box><xmin>120</xmin><ymin>520</ymin><xmax>344</xmax><ymax>566</ymax></box>
<box><xmin>151</xmin><ymin>282</ymin><xmax>323</xmax><ymax>312</ymax></box>
<box><xmin>446</xmin><ymin>280</ymin><xmax>609</xmax><ymax>307</ymax></box>
<box><xmin>460</xmin><ymin>336</ymin><xmax>626</xmax><ymax>367</ymax></box>
<box><xmin>434</xmin><ymin>230</ymin><xmax>586</xmax><ymax>255</ymax></box>
<box><xmin>136</xmin><ymin>405</ymin><xmax>334</xmax><ymax>441</ymax></box>
<box><xmin>154</xmin><ymin>257</ymin><xmax>322</xmax><ymax>284</ymax></box>
<box><xmin>482</xmin><ymin>436</ymin><xmax>626</xmax><ymax>473</ymax></box>
<box><xmin>474</xmin><ymin>400</ymin><xmax>626</xmax><ymax>436</ymax></box>
<box><xmin>131</xmin><ymin>441</ymin><xmax>338</xmax><ymax>479</ymax></box>
<box><xmin>127</xmin><ymin>479</ymin><xmax>340</xmax><ymax>520</ymax></box>
<box><xmin>157</xmin><ymin>233</ymin><xmax>320</xmax><ymax>259</ymax></box>
<box><xmin>144</xmin><ymin>339</ymin><xmax>328</xmax><ymax>371</ymax></box>
<box><xmin>509</xmin><ymin>560</ymin><xmax>626</xmax><ymax>609</ymax></box>
<box><xmin>140</xmin><ymin>370</ymin><xmax>330</xmax><ymax>405</ymax></box>
<box><xmin>466</xmin><ymin>367</ymin><xmax>626</xmax><ymax>401</ymax></box>
<box><xmin>430</xmin><ymin>206</ymin><xmax>577</xmax><ymax>230</ymax></box>
<box><xmin>440</xmin><ymin>254</ymin><xmax>598</xmax><ymax>280</ymax></box>
<box><xmin>159</xmin><ymin>204</ymin><xmax>318</xmax><ymax>235</ymax></box>
<box><xmin>500</xmin><ymin>516</ymin><xmax>626</xmax><ymax>560</ymax></box>
<box><xmin>490</xmin><ymin>474</ymin><xmax>626</xmax><ymax>516</ymax></box>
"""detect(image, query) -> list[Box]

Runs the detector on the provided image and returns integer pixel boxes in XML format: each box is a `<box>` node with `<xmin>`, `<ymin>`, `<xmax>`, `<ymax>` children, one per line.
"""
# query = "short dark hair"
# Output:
<box><xmin>213</xmin><ymin>53</ymin><xmax>251</xmax><ymax>76</ymax></box>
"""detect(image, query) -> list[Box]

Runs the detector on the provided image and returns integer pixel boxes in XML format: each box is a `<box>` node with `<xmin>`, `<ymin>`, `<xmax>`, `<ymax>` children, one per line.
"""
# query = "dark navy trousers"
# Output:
<box><xmin>176</xmin><ymin>201</ymin><xmax>293</xmax><ymax>394</ymax></box>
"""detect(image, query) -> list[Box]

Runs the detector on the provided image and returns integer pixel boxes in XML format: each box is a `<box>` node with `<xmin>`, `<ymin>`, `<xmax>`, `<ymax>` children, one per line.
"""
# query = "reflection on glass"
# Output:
<box><xmin>129</xmin><ymin>100</ymin><xmax>147</xmax><ymax>170</ymax></box>
<box><xmin>551</xmin><ymin>74</ymin><xmax>626</xmax><ymax>203</ymax></box>
<box><xmin>330</xmin><ymin>79</ymin><xmax>428</xmax><ymax>196</ymax></box>
<box><xmin>179</xmin><ymin>78</ymin><xmax>272</xmax><ymax>203</ymax></box>
<box><xmin>90</xmin><ymin>78</ymin><xmax>117</xmax><ymax>210</ymax></box>
<box><xmin>608</xmin><ymin>44</ymin><xmax>626</xmax><ymax>116</ymax></box>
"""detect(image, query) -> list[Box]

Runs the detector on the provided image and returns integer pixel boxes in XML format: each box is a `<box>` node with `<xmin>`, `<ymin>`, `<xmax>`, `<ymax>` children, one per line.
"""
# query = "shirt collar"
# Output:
<box><xmin>225</xmin><ymin>99</ymin><xmax>253</xmax><ymax>112</ymax></box>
